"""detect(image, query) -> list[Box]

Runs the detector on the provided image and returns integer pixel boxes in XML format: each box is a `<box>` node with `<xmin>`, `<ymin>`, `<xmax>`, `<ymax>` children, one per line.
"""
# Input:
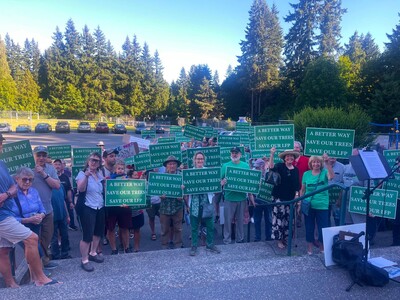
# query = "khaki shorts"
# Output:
<box><xmin>0</xmin><ymin>217</ymin><xmax>32</xmax><ymax>248</ymax></box>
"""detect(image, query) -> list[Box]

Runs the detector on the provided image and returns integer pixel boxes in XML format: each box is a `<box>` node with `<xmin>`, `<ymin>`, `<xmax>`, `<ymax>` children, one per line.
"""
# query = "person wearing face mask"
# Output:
<box><xmin>221</xmin><ymin>147</ymin><xmax>254</xmax><ymax>245</ymax></box>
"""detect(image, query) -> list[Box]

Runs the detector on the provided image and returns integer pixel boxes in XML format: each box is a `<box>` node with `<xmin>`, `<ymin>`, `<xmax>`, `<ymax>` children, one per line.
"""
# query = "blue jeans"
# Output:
<box><xmin>304</xmin><ymin>208</ymin><xmax>329</xmax><ymax>243</ymax></box>
<box><xmin>51</xmin><ymin>219</ymin><xmax>70</xmax><ymax>259</ymax></box>
<box><xmin>254</xmin><ymin>204</ymin><xmax>272</xmax><ymax>241</ymax></box>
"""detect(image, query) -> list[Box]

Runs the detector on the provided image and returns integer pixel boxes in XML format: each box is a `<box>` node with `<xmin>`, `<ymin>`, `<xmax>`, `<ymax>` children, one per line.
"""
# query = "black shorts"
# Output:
<box><xmin>80</xmin><ymin>205</ymin><xmax>105</xmax><ymax>243</ymax></box>
<box><xmin>131</xmin><ymin>213</ymin><xmax>144</xmax><ymax>230</ymax></box>
<box><xmin>106</xmin><ymin>207</ymin><xmax>132</xmax><ymax>230</ymax></box>
<box><xmin>146</xmin><ymin>203</ymin><xmax>160</xmax><ymax>219</ymax></box>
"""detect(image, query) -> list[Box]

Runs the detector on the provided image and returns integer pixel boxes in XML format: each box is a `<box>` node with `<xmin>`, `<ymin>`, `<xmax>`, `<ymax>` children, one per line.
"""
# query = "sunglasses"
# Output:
<box><xmin>21</xmin><ymin>177</ymin><xmax>34</xmax><ymax>183</ymax></box>
<box><xmin>36</xmin><ymin>153</ymin><xmax>47</xmax><ymax>158</ymax></box>
<box><xmin>89</xmin><ymin>158</ymin><xmax>100</xmax><ymax>163</ymax></box>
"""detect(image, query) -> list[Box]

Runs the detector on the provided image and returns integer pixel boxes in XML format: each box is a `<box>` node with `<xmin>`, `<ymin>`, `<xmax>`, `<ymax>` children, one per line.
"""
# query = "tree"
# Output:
<box><xmin>0</xmin><ymin>37</ymin><xmax>17</xmax><ymax>109</ymax></box>
<box><xmin>361</xmin><ymin>32</ymin><xmax>380</xmax><ymax>61</ymax></box>
<box><xmin>296</xmin><ymin>56</ymin><xmax>347</xmax><ymax>109</ymax></box>
<box><xmin>15</xmin><ymin>69</ymin><xmax>42</xmax><ymax>111</ymax></box>
<box><xmin>194</xmin><ymin>77</ymin><xmax>218</xmax><ymax>120</ymax></box>
<box><xmin>284</xmin><ymin>0</ymin><xmax>320</xmax><ymax>88</ymax></box>
<box><xmin>318</xmin><ymin>0</ymin><xmax>347</xmax><ymax>57</ymax></box>
<box><xmin>237</xmin><ymin>0</ymin><xmax>284</xmax><ymax>120</ymax></box>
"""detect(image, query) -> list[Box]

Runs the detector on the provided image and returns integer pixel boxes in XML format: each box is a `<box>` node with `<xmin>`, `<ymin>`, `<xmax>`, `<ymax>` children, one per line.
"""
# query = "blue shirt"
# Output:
<box><xmin>0</xmin><ymin>161</ymin><xmax>17</xmax><ymax>222</ymax></box>
<box><xmin>51</xmin><ymin>185</ymin><xmax>67</xmax><ymax>221</ymax></box>
<box><xmin>11</xmin><ymin>187</ymin><xmax>46</xmax><ymax>222</ymax></box>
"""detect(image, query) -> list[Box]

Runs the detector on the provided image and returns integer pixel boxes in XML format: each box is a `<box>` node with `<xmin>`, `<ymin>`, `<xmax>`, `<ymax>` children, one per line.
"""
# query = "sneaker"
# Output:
<box><xmin>43</xmin><ymin>261</ymin><xmax>58</xmax><ymax>270</ymax></box>
<box><xmin>88</xmin><ymin>254</ymin><xmax>104</xmax><ymax>263</ymax></box>
<box><xmin>111</xmin><ymin>250</ymin><xmax>118</xmax><ymax>255</ymax></box>
<box><xmin>81</xmin><ymin>261</ymin><xmax>94</xmax><ymax>272</ymax></box>
<box><xmin>236</xmin><ymin>239</ymin><xmax>245</xmax><ymax>244</ymax></box>
<box><xmin>189</xmin><ymin>246</ymin><xmax>197</xmax><ymax>256</ymax></box>
<box><xmin>68</xmin><ymin>225</ymin><xmax>78</xmax><ymax>231</ymax></box>
<box><xmin>206</xmin><ymin>245</ymin><xmax>221</xmax><ymax>254</ymax></box>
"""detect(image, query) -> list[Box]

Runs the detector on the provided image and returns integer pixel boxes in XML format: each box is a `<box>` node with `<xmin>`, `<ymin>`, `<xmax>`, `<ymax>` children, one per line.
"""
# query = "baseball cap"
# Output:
<box><xmin>103</xmin><ymin>148</ymin><xmax>119</xmax><ymax>158</ymax></box>
<box><xmin>230</xmin><ymin>146</ymin><xmax>241</xmax><ymax>153</ymax></box>
<box><xmin>33</xmin><ymin>145</ymin><xmax>48</xmax><ymax>154</ymax></box>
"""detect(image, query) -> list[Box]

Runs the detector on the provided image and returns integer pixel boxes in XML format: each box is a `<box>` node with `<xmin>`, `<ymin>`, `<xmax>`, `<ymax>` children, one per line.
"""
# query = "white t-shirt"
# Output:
<box><xmin>76</xmin><ymin>170</ymin><xmax>104</xmax><ymax>209</ymax></box>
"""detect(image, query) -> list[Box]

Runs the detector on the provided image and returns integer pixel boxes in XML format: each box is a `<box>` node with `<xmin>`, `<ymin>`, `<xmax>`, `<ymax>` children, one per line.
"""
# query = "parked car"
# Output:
<box><xmin>77</xmin><ymin>121</ymin><xmax>92</xmax><ymax>133</ymax></box>
<box><xmin>112</xmin><ymin>124</ymin><xmax>127</xmax><ymax>134</ymax></box>
<box><xmin>35</xmin><ymin>123</ymin><xmax>52</xmax><ymax>133</ymax></box>
<box><xmin>219</xmin><ymin>130</ymin><xmax>234</xmax><ymax>136</ymax></box>
<box><xmin>135</xmin><ymin>122</ymin><xmax>147</xmax><ymax>134</ymax></box>
<box><xmin>0</xmin><ymin>123</ymin><xmax>12</xmax><ymax>133</ymax></box>
<box><xmin>95</xmin><ymin>122</ymin><xmax>109</xmax><ymax>133</ymax></box>
<box><xmin>150</xmin><ymin>125</ymin><xmax>165</xmax><ymax>134</ymax></box>
<box><xmin>16</xmin><ymin>124</ymin><xmax>31</xmax><ymax>133</ymax></box>
<box><xmin>55</xmin><ymin>121</ymin><xmax>70</xmax><ymax>133</ymax></box>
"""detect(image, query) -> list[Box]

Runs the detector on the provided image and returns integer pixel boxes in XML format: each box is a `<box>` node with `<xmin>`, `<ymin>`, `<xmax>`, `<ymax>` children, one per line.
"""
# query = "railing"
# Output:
<box><xmin>257</xmin><ymin>183</ymin><xmax>350</xmax><ymax>256</ymax></box>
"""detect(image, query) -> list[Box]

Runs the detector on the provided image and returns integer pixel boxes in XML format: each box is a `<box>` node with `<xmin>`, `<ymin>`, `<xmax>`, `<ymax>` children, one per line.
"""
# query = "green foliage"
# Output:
<box><xmin>0</xmin><ymin>37</ymin><xmax>17</xmax><ymax>109</ymax></box>
<box><xmin>293</xmin><ymin>105</ymin><xmax>372</xmax><ymax>147</ymax></box>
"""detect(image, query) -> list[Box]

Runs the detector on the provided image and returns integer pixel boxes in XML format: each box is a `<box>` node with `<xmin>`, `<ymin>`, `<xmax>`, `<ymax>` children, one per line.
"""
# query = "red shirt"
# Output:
<box><xmin>294</xmin><ymin>155</ymin><xmax>310</xmax><ymax>185</ymax></box>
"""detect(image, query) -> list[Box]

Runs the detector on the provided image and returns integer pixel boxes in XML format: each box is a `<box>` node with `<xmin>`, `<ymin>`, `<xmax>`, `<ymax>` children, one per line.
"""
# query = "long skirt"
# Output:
<box><xmin>271</xmin><ymin>198</ymin><xmax>290</xmax><ymax>241</ymax></box>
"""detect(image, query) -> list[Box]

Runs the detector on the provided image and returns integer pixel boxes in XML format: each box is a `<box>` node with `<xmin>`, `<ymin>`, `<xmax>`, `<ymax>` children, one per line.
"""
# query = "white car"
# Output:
<box><xmin>0</xmin><ymin>123</ymin><xmax>12</xmax><ymax>133</ymax></box>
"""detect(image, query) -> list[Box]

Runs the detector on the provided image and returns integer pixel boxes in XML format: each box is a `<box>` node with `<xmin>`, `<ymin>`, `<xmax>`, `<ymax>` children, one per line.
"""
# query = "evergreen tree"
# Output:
<box><xmin>15</xmin><ymin>69</ymin><xmax>42</xmax><ymax>111</ymax></box>
<box><xmin>0</xmin><ymin>37</ymin><xmax>17</xmax><ymax>109</ymax></box>
<box><xmin>318</xmin><ymin>0</ymin><xmax>346</xmax><ymax>57</ymax></box>
<box><xmin>361</xmin><ymin>32</ymin><xmax>380</xmax><ymax>61</ymax></box>
<box><xmin>194</xmin><ymin>77</ymin><xmax>218</xmax><ymax>120</ymax></box>
<box><xmin>344</xmin><ymin>31</ymin><xmax>366</xmax><ymax>64</ymax></box>
<box><xmin>152</xmin><ymin>50</ymin><xmax>170</xmax><ymax>114</ymax></box>
<box><xmin>284</xmin><ymin>0</ymin><xmax>321</xmax><ymax>88</ymax></box>
<box><xmin>188</xmin><ymin>64</ymin><xmax>212</xmax><ymax>118</ymax></box>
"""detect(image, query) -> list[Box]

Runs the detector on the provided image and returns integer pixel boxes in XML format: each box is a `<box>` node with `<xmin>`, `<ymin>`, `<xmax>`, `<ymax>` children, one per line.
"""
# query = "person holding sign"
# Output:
<box><xmin>221</xmin><ymin>147</ymin><xmax>254</xmax><ymax>244</ymax></box>
<box><xmin>299</xmin><ymin>154</ymin><xmax>334</xmax><ymax>255</ymax></box>
<box><xmin>76</xmin><ymin>152</ymin><xmax>105</xmax><ymax>272</ymax></box>
<box><xmin>187</xmin><ymin>151</ymin><xmax>221</xmax><ymax>256</ymax></box>
<box><xmin>159</xmin><ymin>156</ymin><xmax>186</xmax><ymax>249</ymax></box>
<box><xmin>269</xmin><ymin>147</ymin><xmax>300</xmax><ymax>249</ymax></box>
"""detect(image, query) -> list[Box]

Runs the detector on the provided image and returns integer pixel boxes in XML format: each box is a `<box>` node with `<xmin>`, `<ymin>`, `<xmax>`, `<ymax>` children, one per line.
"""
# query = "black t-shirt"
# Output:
<box><xmin>271</xmin><ymin>162</ymin><xmax>300</xmax><ymax>201</ymax></box>
<box><xmin>58</xmin><ymin>173</ymin><xmax>72</xmax><ymax>201</ymax></box>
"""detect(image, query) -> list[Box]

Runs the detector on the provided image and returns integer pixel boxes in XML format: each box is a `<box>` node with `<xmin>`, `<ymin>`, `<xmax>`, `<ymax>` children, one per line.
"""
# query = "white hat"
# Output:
<box><xmin>97</xmin><ymin>141</ymin><xmax>105</xmax><ymax>146</ymax></box>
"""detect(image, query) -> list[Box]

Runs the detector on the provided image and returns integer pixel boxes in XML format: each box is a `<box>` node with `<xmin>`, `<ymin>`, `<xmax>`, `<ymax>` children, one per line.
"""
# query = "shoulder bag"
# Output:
<box><xmin>301</xmin><ymin>172</ymin><xmax>321</xmax><ymax>216</ymax></box>
<box><xmin>75</xmin><ymin>177</ymin><xmax>88</xmax><ymax>216</ymax></box>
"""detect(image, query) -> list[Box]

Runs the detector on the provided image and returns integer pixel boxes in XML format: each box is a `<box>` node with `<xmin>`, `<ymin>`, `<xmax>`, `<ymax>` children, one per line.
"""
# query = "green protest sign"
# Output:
<box><xmin>257</xmin><ymin>181</ymin><xmax>274</xmax><ymax>203</ymax></box>
<box><xmin>183</xmin><ymin>167</ymin><xmax>221</xmax><ymax>195</ymax></box>
<box><xmin>203</xmin><ymin>126</ymin><xmax>214</xmax><ymax>138</ymax></box>
<box><xmin>124</xmin><ymin>156</ymin><xmax>135</xmax><ymax>166</ymax></box>
<box><xmin>181</xmin><ymin>149</ymin><xmax>188</xmax><ymax>166</ymax></box>
<box><xmin>147</xmin><ymin>173</ymin><xmax>183</xmax><ymax>198</ymax></box>
<box><xmin>251</xmin><ymin>150</ymin><xmax>268</xmax><ymax>159</ymax></box>
<box><xmin>249</xmin><ymin>129</ymin><xmax>255</xmax><ymax>150</ymax></box>
<box><xmin>254</xmin><ymin>124</ymin><xmax>294</xmax><ymax>151</ymax></box>
<box><xmin>169</xmin><ymin>126</ymin><xmax>183</xmax><ymax>136</ymax></box>
<box><xmin>141</xmin><ymin>130</ymin><xmax>156</xmax><ymax>139</ymax></box>
<box><xmin>47</xmin><ymin>145</ymin><xmax>72</xmax><ymax>159</ymax></box>
<box><xmin>220</xmin><ymin>146</ymin><xmax>246</xmax><ymax>165</ymax></box>
<box><xmin>184</xmin><ymin>125</ymin><xmax>206</xmax><ymax>141</ymax></box>
<box><xmin>224</xmin><ymin>167</ymin><xmax>261</xmax><ymax>194</ymax></box>
<box><xmin>383</xmin><ymin>173</ymin><xmax>400</xmax><ymax>194</ymax></box>
<box><xmin>149</xmin><ymin>142</ymin><xmax>182</xmax><ymax>167</ymax></box>
<box><xmin>218</xmin><ymin>135</ymin><xmax>241</xmax><ymax>148</ymax></box>
<box><xmin>158</xmin><ymin>137</ymin><xmax>176</xmax><ymax>144</ymax></box>
<box><xmin>0</xmin><ymin>140</ymin><xmax>35</xmax><ymax>174</ymax></box>
<box><xmin>133</xmin><ymin>151</ymin><xmax>152</xmax><ymax>171</ymax></box>
<box><xmin>236</xmin><ymin>122</ymin><xmax>251</xmax><ymax>132</ymax></box>
<box><xmin>329</xmin><ymin>187</ymin><xmax>342</xmax><ymax>205</ymax></box>
<box><xmin>105</xmin><ymin>179</ymin><xmax>147</xmax><ymax>207</ymax></box>
<box><xmin>383</xmin><ymin>150</ymin><xmax>400</xmax><ymax>167</ymax></box>
<box><xmin>233</xmin><ymin>131</ymin><xmax>250</xmax><ymax>147</ymax></box>
<box><xmin>349</xmin><ymin>186</ymin><xmax>398</xmax><ymax>219</ymax></box>
<box><xmin>186</xmin><ymin>147</ymin><xmax>221</xmax><ymax>168</ymax></box>
<box><xmin>175</xmin><ymin>135</ymin><xmax>191</xmax><ymax>143</ymax></box>
<box><xmin>304</xmin><ymin>127</ymin><xmax>354</xmax><ymax>159</ymax></box>
<box><xmin>72</xmin><ymin>147</ymin><xmax>100</xmax><ymax>166</ymax></box>
<box><xmin>71</xmin><ymin>166</ymin><xmax>83</xmax><ymax>188</ymax></box>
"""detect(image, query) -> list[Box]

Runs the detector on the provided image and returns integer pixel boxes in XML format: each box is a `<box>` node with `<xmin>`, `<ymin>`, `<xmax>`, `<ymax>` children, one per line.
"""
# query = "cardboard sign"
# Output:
<box><xmin>72</xmin><ymin>147</ymin><xmax>100</xmax><ymax>166</ymax></box>
<box><xmin>218</xmin><ymin>135</ymin><xmax>241</xmax><ymax>148</ymax></box>
<box><xmin>224</xmin><ymin>166</ymin><xmax>261</xmax><ymax>194</ymax></box>
<box><xmin>254</xmin><ymin>124</ymin><xmax>294</xmax><ymax>151</ymax></box>
<box><xmin>149</xmin><ymin>142</ymin><xmax>182</xmax><ymax>167</ymax></box>
<box><xmin>383</xmin><ymin>149</ymin><xmax>400</xmax><ymax>167</ymax></box>
<box><xmin>236</xmin><ymin>122</ymin><xmax>251</xmax><ymax>132</ymax></box>
<box><xmin>183</xmin><ymin>167</ymin><xmax>221</xmax><ymax>195</ymax></box>
<box><xmin>186</xmin><ymin>147</ymin><xmax>221</xmax><ymax>168</ymax></box>
<box><xmin>184</xmin><ymin>125</ymin><xmax>206</xmax><ymax>141</ymax></box>
<box><xmin>47</xmin><ymin>145</ymin><xmax>72</xmax><ymax>159</ymax></box>
<box><xmin>349</xmin><ymin>186</ymin><xmax>398</xmax><ymax>219</ymax></box>
<box><xmin>158</xmin><ymin>137</ymin><xmax>176</xmax><ymax>144</ymax></box>
<box><xmin>105</xmin><ymin>179</ymin><xmax>146</xmax><ymax>207</ymax></box>
<box><xmin>0</xmin><ymin>140</ymin><xmax>35</xmax><ymax>174</ymax></box>
<box><xmin>147</xmin><ymin>173</ymin><xmax>183</xmax><ymax>198</ymax></box>
<box><xmin>257</xmin><ymin>181</ymin><xmax>274</xmax><ymax>203</ymax></box>
<box><xmin>304</xmin><ymin>127</ymin><xmax>354</xmax><ymax>159</ymax></box>
<box><xmin>115</xmin><ymin>142</ymin><xmax>139</xmax><ymax>159</ymax></box>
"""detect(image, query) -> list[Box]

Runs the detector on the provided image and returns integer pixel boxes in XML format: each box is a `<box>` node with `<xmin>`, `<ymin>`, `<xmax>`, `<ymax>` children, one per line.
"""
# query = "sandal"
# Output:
<box><xmin>151</xmin><ymin>234</ymin><xmax>156</xmax><ymax>241</ymax></box>
<box><xmin>277</xmin><ymin>241</ymin><xmax>286</xmax><ymax>249</ymax></box>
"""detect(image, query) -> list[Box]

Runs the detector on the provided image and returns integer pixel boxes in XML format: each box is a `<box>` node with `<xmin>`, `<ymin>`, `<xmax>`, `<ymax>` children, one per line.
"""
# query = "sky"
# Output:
<box><xmin>1</xmin><ymin>0</ymin><xmax>400</xmax><ymax>83</ymax></box>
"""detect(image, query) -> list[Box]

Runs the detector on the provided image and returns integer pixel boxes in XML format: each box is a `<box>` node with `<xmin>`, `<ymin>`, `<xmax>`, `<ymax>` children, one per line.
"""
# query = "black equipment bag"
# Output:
<box><xmin>332</xmin><ymin>231</ymin><xmax>364</xmax><ymax>269</ymax></box>
<box><xmin>350</xmin><ymin>258</ymin><xmax>389</xmax><ymax>287</ymax></box>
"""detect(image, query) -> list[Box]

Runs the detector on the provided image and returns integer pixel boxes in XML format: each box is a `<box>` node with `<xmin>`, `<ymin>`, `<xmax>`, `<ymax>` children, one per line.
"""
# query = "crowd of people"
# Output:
<box><xmin>0</xmin><ymin>131</ymin><xmax>400</xmax><ymax>287</ymax></box>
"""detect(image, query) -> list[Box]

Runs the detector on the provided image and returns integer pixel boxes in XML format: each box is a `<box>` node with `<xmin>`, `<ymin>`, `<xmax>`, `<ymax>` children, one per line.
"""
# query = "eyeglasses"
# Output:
<box><xmin>89</xmin><ymin>158</ymin><xmax>100</xmax><ymax>163</ymax></box>
<box><xmin>21</xmin><ymin>177</ymin><xmax>34</xmax><ymax>183</ymax></box>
